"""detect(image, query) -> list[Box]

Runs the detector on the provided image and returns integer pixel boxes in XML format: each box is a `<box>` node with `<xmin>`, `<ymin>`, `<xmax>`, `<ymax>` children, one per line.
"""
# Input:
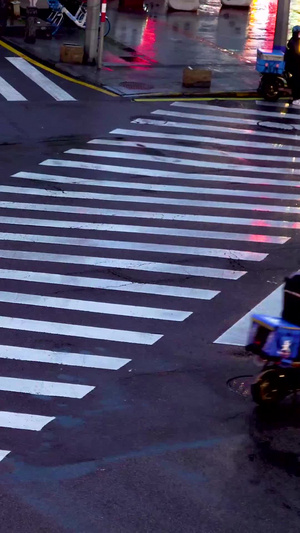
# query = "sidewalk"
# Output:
<box><xmin>2</xmin><ymin>0</ymin><xmax>276</xmax><ymax>96</ymax></box>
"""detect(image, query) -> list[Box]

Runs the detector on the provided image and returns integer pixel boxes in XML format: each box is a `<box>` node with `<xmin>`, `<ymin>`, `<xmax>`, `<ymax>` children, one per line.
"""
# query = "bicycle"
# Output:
<box><xmin>47</xmin><ymin>0</ymin><xmax>111</xmax><ymax>36</ymax></box>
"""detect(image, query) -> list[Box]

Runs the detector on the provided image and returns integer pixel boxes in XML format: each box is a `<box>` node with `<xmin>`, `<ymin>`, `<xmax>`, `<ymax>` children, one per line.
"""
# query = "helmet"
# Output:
<box><xmin>293</xmin><ymin>25</ymin><xmax>300</xmax><ymax>37</ymax></box>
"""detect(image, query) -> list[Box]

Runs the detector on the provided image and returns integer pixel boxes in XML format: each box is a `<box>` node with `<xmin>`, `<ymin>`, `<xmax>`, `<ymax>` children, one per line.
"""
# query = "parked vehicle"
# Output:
<box><xmin>47</xmin><ymin>0</ymin><xmax>110</xmax><ymax>36</ymax></box>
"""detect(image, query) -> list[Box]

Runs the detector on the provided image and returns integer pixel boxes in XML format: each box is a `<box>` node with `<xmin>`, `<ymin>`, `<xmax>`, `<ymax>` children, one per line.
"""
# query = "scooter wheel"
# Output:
<box><xmin>251</xmin><ymin>369</ymin><xmax>288</xmax><ymax>405</ymax></box>
<box><xmin>259</xmin><ymin>77</ymin><xmax>282</xmax><ymax>102</ymax></box>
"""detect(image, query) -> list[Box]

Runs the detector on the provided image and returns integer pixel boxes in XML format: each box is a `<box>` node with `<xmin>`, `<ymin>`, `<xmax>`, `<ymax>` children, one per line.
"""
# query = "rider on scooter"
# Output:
<box><xmin>284</xmin><ymin>25</ymin><xmax>300</xmax><ymax>103</ymax></box>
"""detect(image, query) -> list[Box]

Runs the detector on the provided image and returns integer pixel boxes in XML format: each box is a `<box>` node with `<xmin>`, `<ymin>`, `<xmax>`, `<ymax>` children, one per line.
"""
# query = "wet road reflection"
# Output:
<box><xmin>108</xmin><ymin>0</ymin><xmax>300</xmax><ymax>64</ymax></box>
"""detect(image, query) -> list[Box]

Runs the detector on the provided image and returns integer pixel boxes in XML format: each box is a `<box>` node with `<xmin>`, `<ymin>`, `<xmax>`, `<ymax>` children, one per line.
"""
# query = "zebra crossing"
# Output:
<box><xmin>0</xmin><ymin>98</ymin><xmax>298</xmax><ymax>463</ymax></box>
<box><xmin>0</xmin><ymin>56</ymin><xmax>77</xmax><ymax>101</ymax></box>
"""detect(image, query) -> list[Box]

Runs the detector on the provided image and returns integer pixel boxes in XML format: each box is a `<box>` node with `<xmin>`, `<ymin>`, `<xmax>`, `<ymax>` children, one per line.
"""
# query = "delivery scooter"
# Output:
<box><xmin>247</xmin><ymin>272</ymin><xmax>300</xmax><ymax>405</ymax></box>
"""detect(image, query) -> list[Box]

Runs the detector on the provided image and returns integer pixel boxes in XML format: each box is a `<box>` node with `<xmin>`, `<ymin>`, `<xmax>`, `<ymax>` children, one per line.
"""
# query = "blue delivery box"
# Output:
<box><xmin>246</xmin><ymin>313</ymin><xmax>300</xmax><ymax>363</ymax></box>
<box><xmin>256</xmin><ymin>49</ymin><xmax>285</xmax><ymax>75</ymax></box>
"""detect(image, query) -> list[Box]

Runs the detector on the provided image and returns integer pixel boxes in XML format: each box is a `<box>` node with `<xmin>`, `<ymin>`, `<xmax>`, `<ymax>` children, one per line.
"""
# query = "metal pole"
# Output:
<box><xmin>97</xmin><ymin>0</ymin><xmax>107</xmax><ymax>69</ymax></box>
<box><xmin>273</xmin><ymin>0</ymin><xmax>291</xmax><ymax>51</ymax></box>
<box><xmin>84</xmin><ymin>0</ymin><xmax>100</xmax><ymax>64</ymax></box>
<box><xmin>24</xmin><ymin>0</ymin><xmax>37</xmax><ymax>44</ymax></box>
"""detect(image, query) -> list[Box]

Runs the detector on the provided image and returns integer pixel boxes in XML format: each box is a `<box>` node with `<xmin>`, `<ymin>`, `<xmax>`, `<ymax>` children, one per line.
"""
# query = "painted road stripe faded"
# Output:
<box><xmin>62</xmin><ymin>150</ymin><xmax>300</xmax><ymax>176</ymax></box>
<box><xmin>0</xmin><ymin>345</ymin><xmax>130</xmax><ymax>370</ymax></box>
<box><xmin>0</xmin><ymin>411</ymin><xmax>55</xmax><ymax>431</ymax></box>
<box><xmin>0</xmin><ymin>269</ymin><xmax>219</xmax><ymax>300</ymax></box>
<box><xmin>214</xmin><ymin>285</ymin><xmax>283</xmax><ymax>346</ymax></box>
<box><xmin>0</xmin><ymin>376</ymin><xmax>94</xmax><ymax>398</ymax></box>
<box><xmin>0</xmin><ymin>249</ymin><xmax>246</xmax><ymax>280</ymax></box>
<box><xmin>6</xmin><ymin>57</ymin><xmax>76</xmax><ymax>102</ymax></box>
<box><xmin>0</xmin><ymin>290</ymin><xmax>191</xmax><ymax>322</ymax></box>
<box><xmin>0</xmin><ymin>213</ymin><xmax>287</xmax><ymax>244</ymax></box>
<box><xmin>0</xmin><ymin>314</ymin><xmax>162</xmax><ymax>345</ymax></box>
<box><xmin>0</xmin><ymin>232</ymin><xmax>267</xmax><ymax>262</ymax></box>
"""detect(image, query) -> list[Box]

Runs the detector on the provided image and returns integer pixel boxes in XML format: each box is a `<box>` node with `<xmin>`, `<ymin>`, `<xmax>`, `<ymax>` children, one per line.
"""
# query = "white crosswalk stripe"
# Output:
<box><xmin>0</xmin><ymin>231</ymin><xmax>267</xmax><ymax>261</ymax></box>
<box><xmin>0</xmin><ymin>376</ymin><xmax>94</xmax><ymax>398</ymax></box>
<box><xmin>64</xmin><ymin>148</ymin><xmax>300</xmax><ymax>175</ymax></box>
<box><xmin>0</xmin><ymin>76</ymin><xmax>27</xmax><ymax>101</ymax></box>
<box><xmin>0</xmin><ymin>212</ymin><xmax>289</xmax><ymax>244</ymax></box>
<box><xmin>0</xmin><ymin>345</ymin><xmax>131</xmax><ymax>370</ymax></box>
<box><xmin>39</xmin><ymin>159</ymin><xmax>300</xmax><ymax>187</ymax></box>
<box><xmin>0</xmin><ymin>56</ymin><xmax>77</xmax><ymax>102</ymax></box>
<box><xmin>171</xmin><ymin>101</ymin><xmax>300</xmax><ymax>121</ymax></box>
<box><xmin>0</xmin><ymin>411</ymin><xmax>55</xmax><ymax>431</ymax></box>
<box><xmin>12</xmin><ymin>170</ymin><xmax>299</xmax><ymax>202</ymax></box>
<box><xmin>0</xmin><ymin>450</ymin><xmax>10</xmax><ymax>461</ymax></box>
<box><xmin>132</xmin><ymin>117</ymin><xmax>300</xmax><ymax>142</ymax></box>
<box><xmin>0</xmin><ymin>249</ymin><xmax>246</xmax><ymax>279</ymax></box>
<box><xmin>0</xmin><ymin>290</ymin><xmax>191</xmax><ymax>321</ymax></box>
<box><xmin>99</xmin><ymin>130</ymin><xmax>300</xmax><ymax>153</ymax></box>
<box><xmin>0</xmin><ymin>99</ymin><xmax>299</xmax><ymax>463</ymax></box>
<box><xmin>6</xmin><ymin>57</ymin><xmax>76</xmax><ymax>101</ymax></box>
<box><xmin>85</xmin><ymin>138</ymin><xmax>300</xmax><ymax>163</ymax></box>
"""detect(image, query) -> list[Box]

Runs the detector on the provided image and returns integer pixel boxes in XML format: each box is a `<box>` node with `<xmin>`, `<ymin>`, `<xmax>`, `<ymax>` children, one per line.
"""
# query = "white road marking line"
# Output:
<box><xmin>2</xmin><ymin>183</ymin><xmax>299</xmax><ymax>215</ymax></box>
<box><xmin>85</xmin><ymin>138</ymin><xmax>300</xmax><ymax>164</ymax></box>
<box><xmin>0</xmin><ymin>232</ymin><xmax>267</xmax><ymax>262</ymax></box>
<box><xmin>132</xmin><ymin>118</ymin><xmax>300</xmax><ymax>142</ymax></box>
<box><xmin>0</xmin><ymin>450</ymin><xmax>10</xmax><ymax>461</ymax></box>
<box><xmin>63</xmin><ymin>150</ymin><xmax>300</xmax><ymax>176</ymax></box>
<box><xmin>6</xmin><ymin>57</ymin><xmax>76</xmax><ymax>102</ymax></box>
<box><xmin>154</xmin><ymin>108</ymin><xmax>256</xmax><ymax>125</ymax></box>
<box><xmin>214</xmin><ymin>285</ymin><xmax>283</xmax><ymax>346</ymax></box>
<box><xmin>0</xmin><ymin>249</ymin><xmax>246</xmax><ymax>280</ymax></box>
<box><xmin>0</xmin><ymin>314</ymin><xmax>162</xmax><ymax>345</ymax></box>
<box><xmin>41</xmin><ymin>160</ymin><xmax>300</xmax><ymax>188</ymax></box>
<box><xmin>154</xmin><ymin>109</ymin><xmax>300</xmax><ymax>133</ymax></box>
<box><xmin>172</xmin><ymin>101</ymin><xmax>300</xmax><ymax>121</ymax></box>
<box><xmin>0</xmin><ymin>411</ymin><xmax>55</xmax><ymax>431</ymax></box>
<box><xmin>0</xmin><ymin>345</ymin><xmax>130</xmax><ymax>370</ymax></box>
<box><xmin>3</xmin><ymin>183</ymin><xmax>298</xmax><ymax>211</ymax></box>
<box><xmin>0</xmin><ymin>290</ymin><xmax>191</xmax><ymax>322</ymax></box>
<box><xmin>0</xmin><ymin>199</ymin><xmax>297</xmax><ymax>229</ymax></box>
<box><xmin>0</xmin><ymin>269</ymin><xmax>219</xmax><ymax>300</ymax></box>
<box><xmin>12</xmin><ymin>171</ymin><xmax>300</xmax><ymax>202</ymax></box>
<box><xmin>0</xmin><ymin>376</ymin><xmax>94</xmax><ymax>399</ymax></box>
<box><xmin>0</xmin><ymin>76</ymin><xmax>27</xmax><ymax>101</ymax></box>
<box><xmin>0</xmin><ymin>213</ymin><xmax>289</xmax><ymax>245</ymax></box>
<box><xmin>108</xmin><ymin>128</ymin><xmax>300</xmax><ymax>153</ymax></box>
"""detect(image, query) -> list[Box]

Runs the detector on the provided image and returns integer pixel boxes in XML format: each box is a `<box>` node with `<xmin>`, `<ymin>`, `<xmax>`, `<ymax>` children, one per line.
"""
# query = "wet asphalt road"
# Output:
<box><xmin>0</xmin><ymin>46</ymin><xmax>300</xmax><ymax>533</ymax></box>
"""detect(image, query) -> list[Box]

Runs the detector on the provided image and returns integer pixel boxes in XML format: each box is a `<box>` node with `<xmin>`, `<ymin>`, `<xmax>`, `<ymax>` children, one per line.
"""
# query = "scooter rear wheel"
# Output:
<box><xmin>251</xmin><ymin>369</ymin><xmax>288</xmax><ymax>405</ymax></box>
<box><xmin>258</xmin><ymin>76</ymin><xmax>283</xmax><ymax>102</ymax></box>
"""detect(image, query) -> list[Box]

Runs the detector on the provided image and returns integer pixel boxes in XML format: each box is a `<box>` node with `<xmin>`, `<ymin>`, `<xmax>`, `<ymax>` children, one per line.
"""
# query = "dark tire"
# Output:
<box><xmin>251</xmin><ymin>370</ymin><xmax>288</xmax><ymax>405</ymax></box>
<box><xmin>259</xmin><ymin>76</ymin><xmax>282</xmax><ymax>102</ymax></box>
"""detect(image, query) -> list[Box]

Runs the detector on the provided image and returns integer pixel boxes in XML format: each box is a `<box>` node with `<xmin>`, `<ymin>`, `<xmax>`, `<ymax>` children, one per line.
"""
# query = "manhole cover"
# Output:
<box><xmin>119</xmin><ymin>81</ymin><xmax>154</xmax><ymax>90</ymax></box>
<box><xmin>258</xmin><ymin>120</ymin><xmax>296</xmax><ymax>131</ymax></box>
<box><xmin>227</xmin><ymin>375</ymin><xmax>254</xmax><ymax>399</ymax></box>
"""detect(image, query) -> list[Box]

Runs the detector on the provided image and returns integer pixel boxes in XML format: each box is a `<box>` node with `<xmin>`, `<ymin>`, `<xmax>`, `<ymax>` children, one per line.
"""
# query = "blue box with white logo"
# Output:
<box><xmin>246</xmin><ymin>314</ymin><xmax>300</xmax><ymax>362</ymax></box>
